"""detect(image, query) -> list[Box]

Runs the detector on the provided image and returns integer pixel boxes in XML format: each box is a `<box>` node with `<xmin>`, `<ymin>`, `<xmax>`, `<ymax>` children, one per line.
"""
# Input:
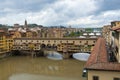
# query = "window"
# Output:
<box><xmin>93</xmin><ymin>76</ymin><xmax>99</xmax><ymax>80</ymax></box>
<box><xmin>37</xmin><ymin>40</ymin><xmax>39</xmax><ymax>42</ymax></box>
<box><xmin>60</xmin><ymin>41</ymin><xmax>62</xmax><ymax>43</ymax></box>
<box><xmin>73</xmin><ymin>41</ymin><xmax>75</xmax><ymax>43</ymax></box>
<box><xmin>114</xmin><ymin>78</ymin><xmax>120</xmax><ymax>80</ymax></box>
<box><xmin>86</xmin><ymin>41</ymin><xmax>88</xmax><ymax>43</ymax></box>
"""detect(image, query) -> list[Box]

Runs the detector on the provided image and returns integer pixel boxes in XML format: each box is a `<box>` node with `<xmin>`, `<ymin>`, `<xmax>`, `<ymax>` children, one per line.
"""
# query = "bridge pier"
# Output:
<box><xmin>31</xmin><ymin>51</ymin><xmax>36</xmax><ymax>58</ymax></box>
<box><xmin>62</xmin><ymin>52</ymin><xmax>70</xmax><ymax>59</ymax></box>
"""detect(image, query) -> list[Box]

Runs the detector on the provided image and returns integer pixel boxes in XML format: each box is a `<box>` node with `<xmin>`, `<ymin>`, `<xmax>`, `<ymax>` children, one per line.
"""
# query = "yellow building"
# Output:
<box><xmin>0</xmin><ymin>30</ymin><xmax>13</xmax><ymax>54</ymax></box>
<box><xmin>26</xmin><ymin>31</ymin><xmax>33</xmax><ymax>38</ymax></box>
<box><xmin>13</xmin><ymin>37</ymin><xmax>96</xmax><ymax>52</ymax></box>
<box><xmin>57</xmin><ymin>43</ymin><xmax>92</xmax><ymax>53</ymax></box>
<box><xmin>5</xmin><ymin>35</ymin><xmax>13</xmax><ymax>52</ymax></box>
<box><xmin>12</xmin><ymin>31</ymin><xmax>22</xmax><ymax>38</ymax></box>
<box><xmin>0</xmin><ymin>35</ymin><xmax>6</xmax><ymax>54</ymax></box>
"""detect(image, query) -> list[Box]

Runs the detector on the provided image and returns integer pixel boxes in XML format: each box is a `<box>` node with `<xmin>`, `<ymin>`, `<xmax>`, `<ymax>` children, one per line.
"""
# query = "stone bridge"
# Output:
<box><xmin>12</xmin><ymin>38</ymin><xmax>97</xmax><ymax>58</ymax></box>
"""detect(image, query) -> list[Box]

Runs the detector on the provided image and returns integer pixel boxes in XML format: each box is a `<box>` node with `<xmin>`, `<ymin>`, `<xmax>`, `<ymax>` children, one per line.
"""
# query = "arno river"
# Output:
<box><xmin>0</xmin><ymin>54</ymin><xmax>86</xmax><ymax>80</ymax></box>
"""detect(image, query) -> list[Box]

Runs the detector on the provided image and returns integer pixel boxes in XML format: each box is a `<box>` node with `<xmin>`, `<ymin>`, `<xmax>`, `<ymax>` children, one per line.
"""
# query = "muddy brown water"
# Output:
<box><xmin>0</xmin><ymin>56</ymin><xmax>86</xmax><ymax>80</ymax></box>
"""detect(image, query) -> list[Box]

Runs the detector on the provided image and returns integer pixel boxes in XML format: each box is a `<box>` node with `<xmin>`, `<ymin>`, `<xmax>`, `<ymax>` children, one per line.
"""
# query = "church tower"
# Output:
<box><xmin>24</xmin><ymin>20</ymin><xmax>28</xmax><ymax>28</ymax></box>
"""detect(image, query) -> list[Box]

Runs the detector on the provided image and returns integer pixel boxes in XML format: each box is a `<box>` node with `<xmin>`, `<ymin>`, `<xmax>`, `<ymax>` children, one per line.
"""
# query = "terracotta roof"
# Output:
<box><xmin>112</xmin><ymin>27</ymin><xmax>120</xmax><ymax>31</ymax></box>
<box><xmin>0</xmin><ymin>29</ymin><xmax>5</xmax><ymax>33</ymax></box>
<box><xmin>85</xmin><ymin>37</ymin><xmax>120</xmax><ymax>71</ymax></box>
<box><xmin>111</xmin><ymin>21</ymin><xmax>120</xmax><ymax>23</ymax></box>
<box><xmin>87</xmin><ymin>62</ymin><xmax>120</xmax><ymax>71</ymax></box>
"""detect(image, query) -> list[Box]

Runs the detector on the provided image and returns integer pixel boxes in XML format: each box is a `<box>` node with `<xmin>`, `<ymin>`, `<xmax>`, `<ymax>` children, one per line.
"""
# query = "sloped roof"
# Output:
<box><xmin>85</xmin><ymin>37</ymin><xmax>120</xmax><ymax>71</ymax></box>
<box><xmin>87</xmin><ymin>62</ymin><xmax>120</xmax><ymax>71</ymax></box>
<box><xmin>112</xmin><ymin>26</ymin><xmax>120</xmax><ymax>31</ymax></box>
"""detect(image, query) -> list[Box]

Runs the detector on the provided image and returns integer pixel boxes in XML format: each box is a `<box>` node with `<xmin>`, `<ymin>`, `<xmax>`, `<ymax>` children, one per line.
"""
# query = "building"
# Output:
<box><xmin>111</xmin><ymin>21</ymin><xmax>120</xmax><ymax>63</ymax></box>
<box><xmin>0</xmin><ymin>30</ymin><xmax>6</xmax><ymax>54</ymax></box>
<box><xmin>57</xmin><ymin>42</ymin><xmax>93</xmax><ymax>53</ymax></box>
<box><xmin>8</xmin><ymin>20</ymin><xmax>41</xmax><ymax>38</ymax></box>
<box><xmin>13</xmin><ymin>37</ymin><xmax>97</xmax><ymax>53</ymax></box>
<box><xmin>85</xmin><ymin>21</ymin><xmax>120</xmax><ymax>80</ymax></box>
<box><xmin>40</xmin><ymin>27</ymin><xmax>67</xmax><ymax>38</ymax></box>
<box><xmin>102</xmin><ymin>25</ymin><xmax>112</xmax><ymax>44</ymax></box>
<box><xmin>5</xmin><ymin>35</ymin><xmax>13</xmax><ymax>52</ymax></box>
<box><xmin>14</xmin><ymin>24</ymin><xmax>20</xmax><ymax>28</ymax></box>
<box><xmin>85</xmin><ymin>37</ymin><xmax>120</xmax><ymax>80</ymax></box>
<box><xmin>0</xmin><ymin>29</ymin><xmax>13</xmax><ymax>55</ymax></box>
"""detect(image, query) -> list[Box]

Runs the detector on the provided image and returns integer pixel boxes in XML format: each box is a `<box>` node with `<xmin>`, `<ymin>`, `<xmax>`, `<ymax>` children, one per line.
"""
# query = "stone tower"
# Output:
<box><xmin>24</xmin><ymin>20</ymin><xmax>28</xmax><ymax>28</ymax></box>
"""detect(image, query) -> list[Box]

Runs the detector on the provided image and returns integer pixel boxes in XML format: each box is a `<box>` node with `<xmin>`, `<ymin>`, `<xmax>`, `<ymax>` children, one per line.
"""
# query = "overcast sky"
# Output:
<box><xmin>0</xmin><ymin>0</ymin><xmax>120</xmax><ymax>28</ymax></box>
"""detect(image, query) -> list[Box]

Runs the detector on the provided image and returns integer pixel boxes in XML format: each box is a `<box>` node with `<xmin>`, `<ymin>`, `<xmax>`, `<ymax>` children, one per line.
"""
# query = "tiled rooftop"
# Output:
<box><xmin>85</xmin><ymin>37</ymin><xmax>120</xmax><ymax>71</ymax></box>
<box><xmin>87</xmin><ymin>62</ymin><xmax>120</xmax><ymax>71</ymax></box>
<box><xmin>0</xmin><ymin>29</ymin><xmax>5</xmax><ymax>33</ymax></box>
<box><xmin>112</xmin><ymin>27</ymin><xmax>120</xmax><ymax>31</ymax></box>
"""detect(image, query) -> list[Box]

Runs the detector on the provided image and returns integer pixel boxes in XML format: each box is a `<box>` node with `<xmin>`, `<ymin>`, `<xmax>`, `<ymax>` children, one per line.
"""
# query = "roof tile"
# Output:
<box><xmin>85</xmin><ymin>37</ymin><xmax>120</xmax><ymax>71</ymax></box>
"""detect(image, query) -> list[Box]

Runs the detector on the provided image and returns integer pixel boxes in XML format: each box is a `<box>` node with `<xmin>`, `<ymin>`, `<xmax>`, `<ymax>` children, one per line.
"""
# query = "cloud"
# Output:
<box><xmin>0</xmin><ymin>0</ymin><xmax>120</xmax><ymax>28</ymax></box>
<box><xmin>0</xmin><ymin>0</ymin><xmax>98</xmax><ymax>26</ymax></box>
<box><xmin>52</xmin><ymin>0</ymin><xmax>98</xmax><ymax>17</ymax></box>
<box><xmin>67</xmin><ymin>16</ymin><xmax>100</xmax><ymax>25</ymax></box>
<box><xmin>0</xmin><ymin>0</ymin><xmax>57</xmax><ymax>13</ymax></box>
<box><xmin>67</xmin><ymin>9</ymin><xmax>120</xmax><ymax>27</ymax></box>
<box><xmin>99</xmin><ymin>0</ymin><xmax>120</xmax><ymax>11</ymax></box>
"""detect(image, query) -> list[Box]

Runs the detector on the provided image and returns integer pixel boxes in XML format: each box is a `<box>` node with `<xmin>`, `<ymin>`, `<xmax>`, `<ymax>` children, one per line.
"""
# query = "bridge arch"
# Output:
<box><xmin>41</xmin><ymin>44</ymin><xmax>46</xmax><ymax>48</ymax></box>
<box><xmin>52</xmin><ymin>44</ymin><xmax>57</xmax><ymax>49</ymax></box>
<box><xmin>46</xmin><ymin>44</ymin><xmax>51</xmax><ymax>48</ymax></box>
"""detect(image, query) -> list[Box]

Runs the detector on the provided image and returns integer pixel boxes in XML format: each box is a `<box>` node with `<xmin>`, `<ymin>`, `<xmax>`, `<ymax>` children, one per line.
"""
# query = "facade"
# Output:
<box><xmin>13</xmin><ymin>38</ymin><xmax>97</xmax><ymax>52</ymax></box>
<box><xmin>111</xmin><ymin>21</ymin><xmax>120</xmax><ymax>63</ymax></box>
<box><xmin>0</xmin><ymin>35</ymin><xmax>6</xmax><ymax>54</ymax></box>
<box><xmin>5</xmin><ymin>36</ymin><xmax>13</xmax><ymax>52</ymax></box>
<box><xmin>102</xmin><ymin>25</ymin><xmax>112</xmax><ymax>44</ymax></box>
<box><xmin>0</xmin><ymin>30</ymin><xmax>13</xmax><ymax>54</ymax></box>
<box><xmin>57</xmin><ymin>42</ymin><xmax>93</xmax><ymax>53</ymax></box>
<box><xmin>40</xmin><ymin>28</ymin><xmax>67</xmax><ymax>38</ymax></box>
<box><xmin>12</xmin><ymin>31</ymin><xmax>22</xmax><ymax>38</ymax></box>
<box><xmin>57</xmin><ymin>43</ymin><xmax>81</xmax><ymax>52</ymax></box>
<box><xmin>85</xmin><ymin>37</ymin><xmax>120</xmax><ymax>80</ymax></box>
<box><xmin>87</xmin><ymin>70</ymin><xmax>120</xmax><ymax>80</ymax></box>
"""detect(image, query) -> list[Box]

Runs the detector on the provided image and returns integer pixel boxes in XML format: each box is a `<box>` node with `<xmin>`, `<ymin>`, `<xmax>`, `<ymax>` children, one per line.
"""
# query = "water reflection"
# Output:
<box><xmin>9</xmin><ymin>73</ymin><xmax>77</xmax><ymax>80</ymax></box>
<box><xmin>73</xmin><ymin>53</ymin><xmax>90</xmax><ymax>61</ymax></box>
<box><xmin>0</xmin><ymin>57</ymin><xmax>85</xmax><ymax>80</ymax></box>
<box><xmin>47</xmin><ymin>52</ymin><xmax>63</xmax><ymax>60</ymax></box>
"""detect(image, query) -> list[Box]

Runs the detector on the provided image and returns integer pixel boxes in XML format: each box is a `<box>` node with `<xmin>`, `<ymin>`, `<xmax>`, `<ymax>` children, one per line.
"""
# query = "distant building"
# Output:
<box><xmin>8</xmin><ymin>20</ymin><xmax>41</xmax><ymax>38</ymax></box>
<box><xmin>82</xmin><ymin>32</ymin><xmax>101</xmax><ymax>38</ymax></box>
<box><xmin>102</xmin><ymin>25</ymin><xmax>112</xmax><ymax>44</ymax></box>
<box><xmin>14</xmin><ymin>24</ymin><xmax>20</xmax><ymax>28</ymax></box>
